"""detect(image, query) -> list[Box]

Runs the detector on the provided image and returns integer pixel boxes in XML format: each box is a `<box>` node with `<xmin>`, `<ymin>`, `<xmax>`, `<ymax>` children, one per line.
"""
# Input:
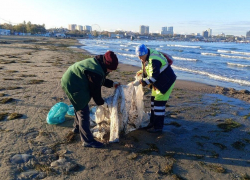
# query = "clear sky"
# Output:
<box><xmin>0</xmin><ymin>0</ymin><xmax>250</xmax><ymax>36</ymax></box>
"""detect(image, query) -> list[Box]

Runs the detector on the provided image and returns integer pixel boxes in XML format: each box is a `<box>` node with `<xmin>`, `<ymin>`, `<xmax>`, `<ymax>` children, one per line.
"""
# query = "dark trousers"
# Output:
<box><xmin>74</xmin><ymin>105</ymin><xmax>94</xmax><ymax>143</ymax></box>
<box><xmin>150</xmin><ymin>96</ymin><xmax>167</xmax><ymax>130</ymax></box>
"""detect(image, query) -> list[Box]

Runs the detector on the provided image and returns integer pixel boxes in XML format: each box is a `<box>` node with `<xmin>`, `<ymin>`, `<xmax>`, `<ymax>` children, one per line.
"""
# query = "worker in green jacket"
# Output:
<box><xmin>135</xmin><ymin>44</ymin><xmax>176</xmax><ymax>133</ymax></box>
<box><xmin>61</xmin><ymin>51</ymin><xmax>120</xmax><ymax>148</ymax></box>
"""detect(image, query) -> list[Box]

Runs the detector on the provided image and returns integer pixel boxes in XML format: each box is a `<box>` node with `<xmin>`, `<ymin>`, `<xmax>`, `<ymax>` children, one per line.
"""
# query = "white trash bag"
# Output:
<box><xmin>90</xmin><ymin>78</ymin><xmax>149</xmax><ymax>143</ymax></box>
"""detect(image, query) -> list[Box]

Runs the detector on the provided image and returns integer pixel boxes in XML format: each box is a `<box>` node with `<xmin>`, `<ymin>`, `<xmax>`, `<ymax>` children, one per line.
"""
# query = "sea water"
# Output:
<box><xmin>78</xmin><ymin>39</ymin><xmax>250</xmax><ymax>90</ymax></box>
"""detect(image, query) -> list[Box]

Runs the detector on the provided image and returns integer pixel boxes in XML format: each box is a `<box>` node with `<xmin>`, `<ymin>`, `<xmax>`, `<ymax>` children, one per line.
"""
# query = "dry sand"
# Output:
<box><xmin>0</xmin><ymin>36</ymin><xmax>250</xmax><ymax>180</ymax></box>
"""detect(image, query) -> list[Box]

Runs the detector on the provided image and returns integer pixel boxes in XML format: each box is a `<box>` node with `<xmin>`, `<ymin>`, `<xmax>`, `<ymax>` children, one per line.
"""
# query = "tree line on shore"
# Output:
<box><xmin>0</xmin><ymin>21</ymin><xmax>46</xmax><ymax>34</ymax></box>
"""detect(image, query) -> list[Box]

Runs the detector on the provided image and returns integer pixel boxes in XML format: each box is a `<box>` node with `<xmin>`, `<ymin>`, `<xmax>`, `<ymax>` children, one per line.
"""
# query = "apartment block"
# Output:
<box><xmin>84</xmin><ymin>25</ymin><xmax>92</xmax><ymax>32</ymax></box>
<box><xmin>68</xmin><ymin>24</ymin><xmax>77</xmax><ymax>31</ymax></box>
<box><xmin>139</xmin><ymin>25</ymin><xmax>149</xmax><ymax>35</ymax></box>
<box><xmin>77</xmin><ymin>25</ymin><xmax>83</xmax><ymax>31</ymax></box>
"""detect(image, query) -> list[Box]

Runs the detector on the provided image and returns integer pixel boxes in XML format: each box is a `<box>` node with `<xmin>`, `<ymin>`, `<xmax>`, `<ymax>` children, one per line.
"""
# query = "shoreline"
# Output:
<box><xmin>75</xmin><ymin>39</ymin><xmax>250</xmax><ymax>92</ymax></box>
<box><xmin>72</xmin><ymin>41</ymin><xmax>250</xmax><ymax>103</ymax></box>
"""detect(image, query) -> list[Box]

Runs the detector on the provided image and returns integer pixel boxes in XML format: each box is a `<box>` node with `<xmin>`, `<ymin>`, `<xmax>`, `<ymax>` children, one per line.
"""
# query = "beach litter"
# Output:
<box><xmin>19</xmin><ymin>170</ymin><xmax>46</xmax><ymax>180</ymax></box>
<box><xmin>51</xmin><ymin>157</ymin><xmax>78</xmax><ymax>172</ymax></box>
<box><xmin>46</xmin><ymin>103</ymin><xmax>75</xmax><ymax>125</ymax></box>
<box><xmin>46</xmin><ymin>102</ymin><xmax>69</xmax><ymax>124</ymax></box>
<box><xmin>10</xmin><ymin>154</ymin><xmax>33</xmax><ymax>164</ymax></box>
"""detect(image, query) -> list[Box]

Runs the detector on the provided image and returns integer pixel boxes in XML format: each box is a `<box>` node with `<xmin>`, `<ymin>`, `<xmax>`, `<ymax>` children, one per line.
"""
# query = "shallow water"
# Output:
<box><xmin>78</xmin><ymin>39</ymin><xmax>250</xmax><ymax>90</ymax></box>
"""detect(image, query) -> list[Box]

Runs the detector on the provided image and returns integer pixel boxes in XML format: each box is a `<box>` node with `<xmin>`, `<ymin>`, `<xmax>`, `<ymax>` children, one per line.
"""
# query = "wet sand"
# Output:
<box><xmin>0</xmin><ymin>36</ymin><xmax>250</xmax><ymax>180</ymax></box>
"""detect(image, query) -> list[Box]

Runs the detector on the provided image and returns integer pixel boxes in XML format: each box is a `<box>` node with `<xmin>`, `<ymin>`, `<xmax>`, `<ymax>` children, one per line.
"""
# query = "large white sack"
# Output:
<box><xmin>90</xmin><ymin>80</ymin><xmax>149</xmax><ymax>143</ymax></box>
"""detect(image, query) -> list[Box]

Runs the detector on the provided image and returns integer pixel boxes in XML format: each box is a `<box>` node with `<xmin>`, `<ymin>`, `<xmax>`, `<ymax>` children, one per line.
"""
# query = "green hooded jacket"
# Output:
<box><xmin>61</xmin><ymin>58</ymin><xmax>105</xmax><ymax>111</ymax></box>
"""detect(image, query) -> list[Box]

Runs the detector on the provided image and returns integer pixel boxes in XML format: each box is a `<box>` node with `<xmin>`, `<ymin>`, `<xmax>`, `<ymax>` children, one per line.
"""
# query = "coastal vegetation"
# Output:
<box><xmin>0</xmin><ymin>21</ymin><xmax>46</xmax><ymax>34</ymax></box>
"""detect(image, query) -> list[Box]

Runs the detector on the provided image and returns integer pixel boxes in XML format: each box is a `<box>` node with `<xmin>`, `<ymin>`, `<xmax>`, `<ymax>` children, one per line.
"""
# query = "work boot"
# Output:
<box><xmin>72</xmin><ymin>128</ymin><xmax>79</xmax><ymax>134</ymax></box>
<box><xmin>82</xmin><ymin>140</ymin><xmax>104</xmax><ymax>148</ymax></box>
<box><xmin>142</xmin><ymin>122</ymin><xmax>154</xmax><ymax>130</ymax></box>
<box><xmin>147</xmin><ymin>127</ymin><xmax>162</xmax><ymax>133</ymax></box>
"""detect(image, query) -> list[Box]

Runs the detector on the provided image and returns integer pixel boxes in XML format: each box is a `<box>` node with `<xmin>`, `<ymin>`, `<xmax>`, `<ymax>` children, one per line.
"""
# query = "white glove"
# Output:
<box><xmin>113</xmin><ymin>82</ymin><xmax>120</xmax><ymax>88</ymax></box>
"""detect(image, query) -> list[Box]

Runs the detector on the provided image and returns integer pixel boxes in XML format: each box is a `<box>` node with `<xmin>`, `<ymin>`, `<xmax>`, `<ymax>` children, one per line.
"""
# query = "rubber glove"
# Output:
<box><xmin>113</xmin><ymin>82</ymin><xmax>120</xmax><ymax>89</ymax></box>
<box><xmin>139</xmin><ymin>79</ymin><xmax>147</xmax><ymax>87</ymax></box>
<box><xmin>136</xmin><ymin>72</ymin><xmax>142</xmax><ymax>76</ymax></box>
<box><xmin>103</xmin><ymin>102</ymin><xmax>108</xmax><ymax>109</ymax></box>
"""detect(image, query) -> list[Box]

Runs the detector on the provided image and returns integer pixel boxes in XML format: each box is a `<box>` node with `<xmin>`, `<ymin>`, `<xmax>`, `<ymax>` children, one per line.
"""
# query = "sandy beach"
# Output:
<box><xmin>1</xmin><ymin>36</ymin><xmax>250</xmax><ymax>180</ymax></box>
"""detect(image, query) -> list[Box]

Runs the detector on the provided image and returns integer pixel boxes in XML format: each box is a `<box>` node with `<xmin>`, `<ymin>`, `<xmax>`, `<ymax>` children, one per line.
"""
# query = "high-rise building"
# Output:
<box><xmin>202</xmin><ymin>30</ymin><xmax>208</xmax><ymax>38</ymax></box>
<box><xmin>77</xmin><ymin>25</ymin><xmax>83</xmax><ymax>31</ymax></box>
<box><xmin>168</xmin><ymin>26</ymin><xmax>173</xmax><ymax>35</ymax></box>
<box><xmin>162</xmin><ymin>27</ymin><xmax>168</xmax><ymax>32</ymax></box>
<box><xmin>139</xmin><ymin>25</ymin><xmax>149</xmax><ymax>35</ymax></box>
<box><xmin>246</xmin><ymin>30</ymin><xmax>250</xmax><ymax>38</ymax></box>
<box><xmin>160</xmin><ymin>26</ymin><xmax>173</xmax><ymax>35</ymax></box>
<box><xmin>84</xmin><ymin>25</ymin><xmax>92</xmax><ymax>32</ymax></box>
<box><xmin>68</xmin><ymin>24</ymin><xmax>77</xmax><ymax>31</ymax></box>
<box><xmin>207</xmin><ymin>28</ymin><xmax>212</xmax><ymax>37</ymax></box>
<box><xmin>145</xmin><ymin>26</ymin><xmax>149</xmax><ymax>34</ymax></box>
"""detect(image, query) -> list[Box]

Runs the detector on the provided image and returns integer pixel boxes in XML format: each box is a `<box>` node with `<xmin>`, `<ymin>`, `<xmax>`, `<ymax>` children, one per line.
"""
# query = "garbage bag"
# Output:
<box><xmin>46</xmin><ymin>102</ymin><xmax>69</xmax><ymax>124</ymax></box>
<box><xmin>90</xmin><ymin>76</ymin><xmax>149</xmax><ymax>143</ymax></box>
<box><xmin>67</xmin><ymin>105</ymin><xmax>75</xmax><ymax>116</ymax></box>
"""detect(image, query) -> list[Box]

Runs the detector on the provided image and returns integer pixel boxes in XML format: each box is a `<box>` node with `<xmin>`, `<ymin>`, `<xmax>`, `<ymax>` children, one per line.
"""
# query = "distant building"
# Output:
<box><xmin>207</xmin><ymin>28</ymin><xmax>212</xmax><ymax>37</ymax></box>
<box><xmin>139</xmin><ymin>25</ymin><xmax>149</xmax><ymax>35</ymax></box>
<box><xmin>185</xmin><ymin>34</ymin><xmax>195</xmax><ymax>38</ymax></box>
<box><xmin>160</xmin><ymin>26</ymin><xmax>173</xmax><ymax>35</ymax></box>
<box><xmin>55</xmin><ymin>33</ymin><xmax>66</xmax><ymax>38</ymax></box>
<box><xmin>68</xmin><ymin>24</ymin><xmax>77</xmax><ymax>31</ymax></box>
<box><xmin>246</xmin><ymin>30</ymin><xmax>250</xmax><ymax>38</ymax></box>
<box><xmin>116</xmin><ymin>34</ymin><xmax>124</xmax><ymax>38</ymax></box>
<box><xmin>202</xmin><ymin>30</ymin><xmax>208</xmax><ymax>38</ymax></box>
<box><xmin>77</xmin><ymin>25</ymin><xmax>83</xmax><ymax>31</ymax></box>
<box><xmin>108</xmin><ymin>33</ymin><xmax>116</xmax><ymax>38</ymax></box>
<box><xmin>84</xmin><ymin>25</ymin><xmax>92</xmax><ymax>32</ymax></box>
<box><xmin>0</xmin><ymin>29</ymin><xmax>10</xmax><ymax>35</ymax></box>
<box><xmin>219</xmin><ymin>32</ymin><xmax>225</xmax><ymax>37</ymax></box>
<box><xmin>168</xmin><ymin>27</ymin><xmax>173</xmax><ymax>34</ymax></box>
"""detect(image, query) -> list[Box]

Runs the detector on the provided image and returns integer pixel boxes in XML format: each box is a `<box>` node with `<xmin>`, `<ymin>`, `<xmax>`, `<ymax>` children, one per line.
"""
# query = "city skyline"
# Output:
<box><xmin>0</xmin><ymin>0</ymin><xmax>250</xmax><ymax>36</ymax></box>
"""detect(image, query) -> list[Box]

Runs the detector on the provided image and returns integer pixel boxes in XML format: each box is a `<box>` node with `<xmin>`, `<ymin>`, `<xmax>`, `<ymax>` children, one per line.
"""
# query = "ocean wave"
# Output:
<box><xmin>227</xmin><ymin>62</ymin><xmax>250</xmax><ymax>68</ymax></box>
<box><xmin>231</xmin><ymin>51</ymin><xmax>250</xmax><ymax>56</ymax></box>
<box><xmin>172</xmin><ymin>65</ymin><xmax>250</xmax><ymax>86</ymax></box>
<box><xmin>117</xmin><ymin>53</ymin><xmax>137</xmax><ymax>58</ymax></box>
<box><xmin>172</xmin><ymin>56</ymin><xmax>198</xmax><ymax>61</ymax></box>
<box><xmin>201</xmin><ymin>53</ymin><xmax>220</xmax><ymax>56</ymax></box>
<box><xmin>120</xmin><ymin>48</ymin><xmax>133</xmax><ymax>52</ymax></box>
<box><xmin>218</xmin><ymin>50</ymin><xmax>231</xmax><ymax>53</ymax></box>
<box><xmin>167</xmin><ymin>44</ymin><xmax>200</xmax><ymax>49</ymax></box>
<box><xmin>220</xmin><ymin>54</ymin><xmax>250</xmax><ymax>60</ymax></box>
<box><xmin>218</xmin><ymin>50</ymin><xmax>250</xmax><ymax>56</ymax></box>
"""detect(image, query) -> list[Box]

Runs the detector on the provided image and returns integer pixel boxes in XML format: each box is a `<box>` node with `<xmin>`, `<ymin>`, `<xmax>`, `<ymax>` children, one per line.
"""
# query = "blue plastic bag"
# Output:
<box><xmin>67</xmin><ymin>105</ymin><xmax>75</xmax><ymax>116</ymax></box>
<box><xmin>46</xmin><ymin>102</ymin><xmax>69</xmax><ymax>124</ymax></box>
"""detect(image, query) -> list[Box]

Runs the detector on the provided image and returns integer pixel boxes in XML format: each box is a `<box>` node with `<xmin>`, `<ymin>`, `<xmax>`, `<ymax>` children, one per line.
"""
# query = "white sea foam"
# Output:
<box><xmin>172</xmin><ymin>65</ymin><xmax>250</xmax><ymax>86</ymax></box>
<box><xmin>117</xmin><ymin>53</ymin><xmax>137</xmax><ymax>58</ymax></box>
<box><xmin>167</xmin><ymin>44</ymin><xmax>200</xmax><ymax>49</ymax></box>
<box><xmin>218</xmin><ymin>49</ymin><xmax>250</xmax><ymax>56</ymax></box>
<box><xmin>227</xmin><ymin>62</ymin><xmax>250</xmax><ymax>68</ymax></box>
<box><xmin>231</xmin><ymin>51</ymin><xmax>250</xmax><ymax>56</ymax></box>
<box><xmin>172</xmin><ymin>56</ymin><xmax>198</xmax><ymax>61</ymax></box>
<box><xmin>201</xmin><ymin>53</ymin><xmax>220</xmax><ymax>56</ymax></box>
<box><xmin>220</xmin><ymin>54</ymin><xmax>250</xmax><ymax>60</ymax></box>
